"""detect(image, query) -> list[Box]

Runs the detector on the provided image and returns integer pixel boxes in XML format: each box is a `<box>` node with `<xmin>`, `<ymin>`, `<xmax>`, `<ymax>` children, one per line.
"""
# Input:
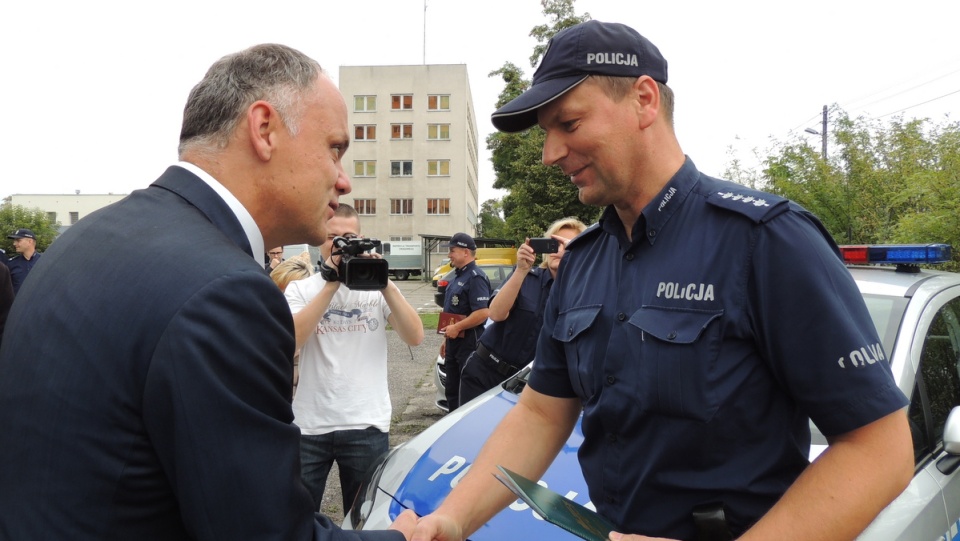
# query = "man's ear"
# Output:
<box><xmin>247</xmin><ymin>100</ymin><xmax>279</xmax><ymax>161</ymax></box>
<box><xmin>633</xmin><ymin>75</ymin><xmax>660</xmax><ymax>130</ymax></box>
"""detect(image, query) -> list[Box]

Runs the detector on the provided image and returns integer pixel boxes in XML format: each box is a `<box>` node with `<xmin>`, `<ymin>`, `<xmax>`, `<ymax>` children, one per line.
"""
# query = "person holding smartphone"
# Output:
<box><xmin>458</xmin><ymin>217</ymin><xmax>586</xmax><ymax>405</ymax></box>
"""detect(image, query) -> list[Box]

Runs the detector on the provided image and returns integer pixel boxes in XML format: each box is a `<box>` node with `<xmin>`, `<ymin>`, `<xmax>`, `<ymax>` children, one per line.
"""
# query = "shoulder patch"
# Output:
<box><xmin>707</xmin><ymin>188</ymin><xmax>789</xmax><ymax>223</ymax></box>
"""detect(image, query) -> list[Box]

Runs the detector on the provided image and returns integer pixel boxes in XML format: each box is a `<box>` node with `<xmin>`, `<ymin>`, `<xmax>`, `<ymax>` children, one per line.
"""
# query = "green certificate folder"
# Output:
<box><xmin>494</xmin><ymin>465</ymin><xmax>615</xmax><ymax>541</ymax></box>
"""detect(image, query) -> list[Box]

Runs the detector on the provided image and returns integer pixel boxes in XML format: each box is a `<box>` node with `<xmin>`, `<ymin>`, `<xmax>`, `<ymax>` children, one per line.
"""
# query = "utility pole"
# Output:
<box><xmin>804</xmin><ymin>105</ymin><xmax>828</xmax><ymax>160</ymax></box>
<box><xmin>819</xmin><ymin>104</ymin><xmax>827</xmax><ymax>160</ymax></box>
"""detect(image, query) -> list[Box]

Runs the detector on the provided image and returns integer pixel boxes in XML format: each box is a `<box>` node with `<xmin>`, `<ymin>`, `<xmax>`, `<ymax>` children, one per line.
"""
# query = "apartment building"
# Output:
<box><xmin>4</xmin><ymin>193</ymin><xmax>127</xmax><ymax>232</ymax></box>
<box><xmin>338</xmin><ymin>64</ymin><xmax>480</xmax><ymax>249</ymax></box>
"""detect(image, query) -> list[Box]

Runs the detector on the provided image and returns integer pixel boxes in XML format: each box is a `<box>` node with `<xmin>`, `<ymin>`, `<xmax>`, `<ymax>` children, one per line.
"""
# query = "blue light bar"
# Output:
<box><xmin>839</xmin><ymin>244</ymin><xmax>952</xmax><ymax>265</ymax></box>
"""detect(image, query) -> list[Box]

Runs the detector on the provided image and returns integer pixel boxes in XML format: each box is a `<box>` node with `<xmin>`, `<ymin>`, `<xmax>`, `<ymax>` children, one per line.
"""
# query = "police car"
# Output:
<box><xmin>346</xmin><ymin>244</ymin><xmax>960</xmax><ymax>541</ymax></box>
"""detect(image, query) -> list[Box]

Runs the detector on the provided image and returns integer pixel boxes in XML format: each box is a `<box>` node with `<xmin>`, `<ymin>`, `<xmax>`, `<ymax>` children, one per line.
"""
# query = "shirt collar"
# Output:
<box><xmin>176</xmin><ymin>161</ymin><xmax>264</xmax><ymax>262</ymax></box>
<box><xmin>599</xmin><ymin>156</ymin><xmax>700</xmax><ymax>247</ymax></box>
<box><xmin>455</xmin><ymin>260</ymin><xmax>477</xmax><ymax>276</ymax></box>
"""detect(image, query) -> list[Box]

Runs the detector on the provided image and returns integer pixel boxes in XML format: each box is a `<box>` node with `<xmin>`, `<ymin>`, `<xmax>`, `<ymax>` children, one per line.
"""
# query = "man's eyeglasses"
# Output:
<box><xmin>268</xmin><ymin>251</ymin><xmax>283</xmax><ymax>256</ymax></box>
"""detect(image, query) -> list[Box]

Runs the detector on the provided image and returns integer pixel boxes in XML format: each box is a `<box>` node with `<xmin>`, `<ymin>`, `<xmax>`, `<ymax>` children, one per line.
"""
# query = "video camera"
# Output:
<box><xmin>330</xmin><ymin>236</ymin><xmax>389</xmax><ymax>290</ymax></box>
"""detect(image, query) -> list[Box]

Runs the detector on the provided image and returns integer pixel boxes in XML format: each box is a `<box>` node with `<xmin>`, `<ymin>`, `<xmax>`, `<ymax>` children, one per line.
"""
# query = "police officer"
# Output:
<box><xmin>7</xmin><ymin>228</ymin><xmax>42</xmax><ymax>296</ymax></box>
<box><xmin>439</xmin><ymin>232</ymin><xmax>490</xmax><ymax>412</ymax></box>
<box><xmin>407</xmin><ymin>20</ymin><xmax>912</xmax><ymax>541</ymax></box>
<box><xmin>459</xmin><ymin>218</ymin><xmax>586</xmax><ymax>405</ymax></box>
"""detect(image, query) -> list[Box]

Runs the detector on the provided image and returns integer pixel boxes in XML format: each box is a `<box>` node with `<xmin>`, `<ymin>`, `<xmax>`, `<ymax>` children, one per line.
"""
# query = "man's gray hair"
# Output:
<box><xmin>178</xmin><ymin>44</ymin><xmax>323</xmax><ymax>157</ymax></box>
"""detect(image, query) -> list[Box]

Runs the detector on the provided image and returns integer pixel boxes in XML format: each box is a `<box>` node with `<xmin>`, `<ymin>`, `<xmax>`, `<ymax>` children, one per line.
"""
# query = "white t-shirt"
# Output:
<box><xmin>285</xmin><ymin>274</ymin><xmax>393</xmax><ymax>435</ymax></box>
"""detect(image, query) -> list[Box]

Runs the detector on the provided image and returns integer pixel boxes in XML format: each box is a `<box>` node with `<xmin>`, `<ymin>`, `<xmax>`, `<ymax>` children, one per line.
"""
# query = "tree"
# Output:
<box><xmin>760</xmin><ymin>108</ymin><xmax>960</xmax><ymax>271</ymax></box>
<box><xmin>0</xmin><ymin>204</ymin><xmax>60</xmax><ymax>255</ymax></box>
<box><xmin>484</xmin><ymin>0</ymin><xmax>597</xmax><ymax>243</ymax></box>
<box><xmin>477</xmin><ymin>198</ymin><xmax>510</xmax><ymax>240</ymax></box>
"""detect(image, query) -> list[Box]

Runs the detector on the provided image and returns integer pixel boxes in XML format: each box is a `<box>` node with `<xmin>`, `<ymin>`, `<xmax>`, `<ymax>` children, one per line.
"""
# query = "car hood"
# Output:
<box><xmin>385</xmin><ymin>389</ymin><xmax>590</xmax><ymax>540</ymax></box>
<box><xmin>377</xmin><ymin>389</ymin><xmax>824</xmax><ymax>540</ymax></box>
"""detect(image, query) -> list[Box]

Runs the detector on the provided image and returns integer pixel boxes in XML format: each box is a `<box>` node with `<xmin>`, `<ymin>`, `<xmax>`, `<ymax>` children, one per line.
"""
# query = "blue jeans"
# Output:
<box><xmin>299</xmin><ymin>427</ymin><xmax>389</xmax><ymax>513</ymax></box>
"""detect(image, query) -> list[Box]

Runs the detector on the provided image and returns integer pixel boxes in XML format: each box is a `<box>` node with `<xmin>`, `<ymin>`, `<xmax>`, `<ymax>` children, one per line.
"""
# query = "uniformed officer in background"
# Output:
<box><xmin>458</xmin><ymin>217</ymin><xmax>586</xmax><ymax>405</ymax></box>
<box><xmin>439</xmin><ymin>232</ymin><xmax>491</xmax><ymax>412</ymax></box>
<box><xmin>6</xmin><ymin>229</ymin><xmax>42</xmax><ymax>296</ymax></box>
<box><xmin>407</xmin><ymin>20</ymin><xmax>912</xmax><ymax>541</ymax></box>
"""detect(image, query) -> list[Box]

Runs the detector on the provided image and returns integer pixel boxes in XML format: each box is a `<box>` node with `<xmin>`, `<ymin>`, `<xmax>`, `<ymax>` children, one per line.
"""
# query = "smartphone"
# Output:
<box><xmin>528</xmin><ymin>237</ymin><xmax>560</xmax><ymax>254</ymax></box>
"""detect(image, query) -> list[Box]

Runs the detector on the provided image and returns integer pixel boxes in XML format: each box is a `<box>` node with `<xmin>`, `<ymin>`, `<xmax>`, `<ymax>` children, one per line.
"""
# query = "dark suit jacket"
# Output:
<box><xmin>0</xmin><ymin>167</ymin><xmax>401</xmax><ymax>541</ymax></box>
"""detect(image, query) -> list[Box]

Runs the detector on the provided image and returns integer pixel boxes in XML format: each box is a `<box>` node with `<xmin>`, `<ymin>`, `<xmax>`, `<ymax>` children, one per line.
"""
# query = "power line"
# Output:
<box><xmin>843</xmin><ymin>64</ymin><xmax>960</xmax><ymax>111</ymax></box>
<box><xmin>876</xmin><ymin>87</ymin><xmax>960</xmax><ymax>119</ymax></box>
<box><xmin>788</xmin><ymin>61</ymin><xmax>960</xmax><ymax>132</ymax></box>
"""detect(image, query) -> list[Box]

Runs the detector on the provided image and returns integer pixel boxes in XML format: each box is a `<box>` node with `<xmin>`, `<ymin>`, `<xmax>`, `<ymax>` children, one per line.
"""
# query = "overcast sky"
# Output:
<box><xmin>3</xmin><ymin>0</ymin><xmax>958</xmax><ymax>203</ymax></box>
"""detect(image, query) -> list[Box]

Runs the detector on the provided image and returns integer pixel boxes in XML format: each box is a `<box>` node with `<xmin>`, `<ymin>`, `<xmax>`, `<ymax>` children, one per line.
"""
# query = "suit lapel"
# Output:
<box><xmin>151</xmin><ymin>166</ymin><xmax>254</xmax><ymax>258</ymax></box>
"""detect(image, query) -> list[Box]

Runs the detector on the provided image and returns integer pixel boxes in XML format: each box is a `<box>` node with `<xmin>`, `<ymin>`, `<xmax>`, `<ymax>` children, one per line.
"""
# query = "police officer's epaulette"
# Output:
<box><xmin>706</xmin><ymin>186</ymin><xmax>789</xmax><ymax>224</ymax></box>
<box><xmin>564</xmin><ymin>223</ymin><xmax>601</xmax><ymax>251</ymax></box>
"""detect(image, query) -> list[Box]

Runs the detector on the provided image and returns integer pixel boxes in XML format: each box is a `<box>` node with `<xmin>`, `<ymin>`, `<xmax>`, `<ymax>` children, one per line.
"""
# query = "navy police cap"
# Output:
<box><xmin>491</xmin><ymin>20</ymin><xmax>668</xmax><ymax>133</ymax></box>
<box><xmin>7</xmin><ymin>228</ymin><xmax>36</xmax><ymax>240</ymax></box>
<box><xmin>442</xmin><ymin>232</ymin><xmax>477</xmax><ymax>250</ymax></box>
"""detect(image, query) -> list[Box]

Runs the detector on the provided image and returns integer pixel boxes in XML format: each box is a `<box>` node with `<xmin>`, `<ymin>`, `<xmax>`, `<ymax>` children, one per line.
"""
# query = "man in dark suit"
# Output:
<box><xmin>0</xmin><ymin>44</ymin><xmax>415</xmax><ymax>540</ymax></box>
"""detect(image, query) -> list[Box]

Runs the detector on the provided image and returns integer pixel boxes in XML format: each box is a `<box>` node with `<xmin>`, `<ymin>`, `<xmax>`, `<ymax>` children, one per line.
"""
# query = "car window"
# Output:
<box><xmin>480</xmin><ymin>266</ymin><xmax>501</xmax><ymax>283</ymax></box>
<box><xmin>860</xmin><ymin>294</ymin><xmax>908</xmax><ymax>358</ymax></box>
<box><xmin>908</xmin><ymin>297</ymin><xmax>960</xmax><ymax>464</ymax></box>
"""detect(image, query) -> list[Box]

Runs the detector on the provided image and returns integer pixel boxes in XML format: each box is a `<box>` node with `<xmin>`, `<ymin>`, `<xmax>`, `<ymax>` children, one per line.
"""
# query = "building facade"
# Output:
<box><xmin>4</xmin><ymin>193</ymin><xmax>127</xmax><ymax>232</ymax></box>
<box><xmin>338</xmin><ymin>64</ymin><xmax>480</xmax><ymax>250</ymax></box>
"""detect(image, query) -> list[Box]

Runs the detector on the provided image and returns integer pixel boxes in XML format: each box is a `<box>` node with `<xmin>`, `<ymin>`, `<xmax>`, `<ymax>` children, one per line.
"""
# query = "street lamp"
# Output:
<box><xmin>804</xmin><ymin>105</ymin><xmax>828</xmax><ymax>160</ymax></box>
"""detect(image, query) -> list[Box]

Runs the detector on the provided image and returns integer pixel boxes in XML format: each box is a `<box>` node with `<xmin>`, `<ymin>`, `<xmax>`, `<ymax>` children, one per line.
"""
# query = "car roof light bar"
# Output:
<box><xmin>839</xmin><ymin>244</ymin><xmax>952</xmax><ymax>265</ymax></box>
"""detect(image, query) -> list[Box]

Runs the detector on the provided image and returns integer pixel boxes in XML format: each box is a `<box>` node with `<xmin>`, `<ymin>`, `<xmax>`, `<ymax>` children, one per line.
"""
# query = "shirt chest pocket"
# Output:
<box><xmin>553</xmin><ymin>304</ymin><xmax>603</xmax><ymax>399</ymax></box>
<box><xmin>628</xmin><ymin>306</ymin><xmax>723</xmax><ymax>422</ymax></box>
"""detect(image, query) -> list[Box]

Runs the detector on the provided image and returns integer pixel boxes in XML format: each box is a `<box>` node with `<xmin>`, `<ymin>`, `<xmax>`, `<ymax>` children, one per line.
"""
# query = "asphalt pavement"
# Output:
<box><xmin>315</xmin><ymin>277</ymin><xmax>446</xmax><ymax>523</ymax></box>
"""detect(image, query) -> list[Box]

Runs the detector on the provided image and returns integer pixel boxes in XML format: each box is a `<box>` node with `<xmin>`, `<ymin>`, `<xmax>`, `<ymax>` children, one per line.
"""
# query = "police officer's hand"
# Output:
<box><xmin>608</xmin><ymin>532</ymin><xmax>679</xmax><ymax>541</ymax></box>
<box><xmin>442</xmin><ymin>323</ymin><xmax>464</xmax><ymax>339</ymax></box>
<box><xmin>516</xmin><ymin>240</ymin><xmax>536</xmax><ymax>272</ymax></box>
<box><xmin>408</xmin><ymin>512</ymin><xmax>464</xmax><ymax>541</ymax></box>
<box><xmin>388</xmin><ymin>509</ymin><xmax>419</xmax><ymax>540</ymax></box>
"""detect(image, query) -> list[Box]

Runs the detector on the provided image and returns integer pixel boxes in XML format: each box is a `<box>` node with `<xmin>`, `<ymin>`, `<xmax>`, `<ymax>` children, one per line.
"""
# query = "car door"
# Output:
<box><xmin>914</xmin><ymin>294</ymin><xmax>960</xmax><ymax>541</ymax></box>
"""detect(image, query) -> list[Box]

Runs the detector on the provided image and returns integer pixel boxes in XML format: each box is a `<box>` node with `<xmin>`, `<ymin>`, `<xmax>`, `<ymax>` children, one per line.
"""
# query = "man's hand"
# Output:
<box><xmin>408</xmin><ymin>512</ymin><xmax>464</xmax><ymax>541</ymax></box>
<box><xmin>389</xmin><ymin>509</ymin><xmax>420</xmax><ymax>540</ymax></box>
<box><xmin>269</xmin><ymin>257</ymin><xmax>281</xmax><ymax>269</ymax></box>
<box><xmin>442</xmin><ymin>323</ymin><xmax>464</xmax><ymax>339</ymax></box>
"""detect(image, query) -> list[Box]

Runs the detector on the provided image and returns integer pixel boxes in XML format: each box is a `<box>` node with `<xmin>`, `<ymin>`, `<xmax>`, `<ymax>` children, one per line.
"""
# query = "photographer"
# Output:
<box><xmin>459</xmin><ymin>218</ymin><xmax>586</xmax><ymax>405</ymax></box>
<box><xmin>284</xmin><ymin>204</ymin><xmax>423</xmax><ymax>512</ymax></box>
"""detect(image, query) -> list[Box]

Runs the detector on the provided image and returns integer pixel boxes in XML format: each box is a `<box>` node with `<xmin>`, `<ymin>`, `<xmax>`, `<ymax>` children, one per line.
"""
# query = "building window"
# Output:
<box><xmin>391</xmin><ymin>160</ymin><xmax>413</xmax><ymax>177</ymax></box>
<box><xmin>391</xmin><ymin>124</ymin><xmax>413</xmax><ymax>140</ymax></box>
<box><xmin>391</xmin><ymin>94</ymin><xmax>413</xmax><ymax>110</ymax></box>
<box><xmin>354</xmin><ymin>199</ymin><xmax>377</xmax><ymax>215</ymax></box>
<box><xmin>355</xmin><ymin>125</ymin><xmax>376</xmax><ymax>141</ymax></box>
<box><xmin>426</xmin><ymin>199</ymin><xmax>450</xmax><ymax>215</ymax></box>
<box><xmin>353</xmin><ymin>160</ymin><xmax>376</xmax><ymax>177</ymax></box>
<box><xmin>428</xmin><ymin>94</ymin><xmax>450</xmax><ymax>111</ymax></box>
<box><xmin>390</xmin><ymin>235</ymin><xmax>414</xmax><ymax>241</ymax></box>
<box><xmin>427</xmin><ymin>124</ymin><xmax>450</xmax><ymax>140</ymax></box>
<box><xmin>70</xmin><ymin>211</ymin><xmax>80</xmax><ymax>224</ymax></box>
<box><xmin>47</xmin><ymin>211</ymin><xmax>57</xmax><ymax>222</ymax></box>
<box><xmin>427</xmin><ymin>160</ymin><xmax>450</xmax><ymax>176</ymax></box>
<box><xmin>391</xmin><ymin>199</ymin><xmax>413</xmax><ymax>215</ymax></box>
<box><xmin>354</xmin><ymin>95</ymin><xmax>376</xmax><ymax>112</ymax></box>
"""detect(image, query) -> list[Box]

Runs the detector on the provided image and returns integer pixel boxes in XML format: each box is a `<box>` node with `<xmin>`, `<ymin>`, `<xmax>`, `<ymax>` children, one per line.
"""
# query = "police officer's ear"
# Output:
<box><xmin>632</xmin><ymin>75</ymin><xmax>660</xmax><ymax>130</ymax></box>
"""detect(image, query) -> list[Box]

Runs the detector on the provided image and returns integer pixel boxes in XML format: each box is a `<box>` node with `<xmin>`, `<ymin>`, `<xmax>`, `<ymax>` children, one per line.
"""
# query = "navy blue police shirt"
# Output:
<box><xmin>7</xmin><ymin>252</ymin><xmax>42</xmax><ymax>295</ymax></box>
<box><xmin>528</xmin><ymin>158</ymin><xmax>908</xmax><ymax>539</ymax></box>
<box><xmin>477</xmin><ymin>266</ymin><xmax>553</xmax><ymax>368</ymax></box>
<box><xmin>442</xmin><ymin>261</ymin><xmax>491</xmax><ymax>340</ymax></box>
